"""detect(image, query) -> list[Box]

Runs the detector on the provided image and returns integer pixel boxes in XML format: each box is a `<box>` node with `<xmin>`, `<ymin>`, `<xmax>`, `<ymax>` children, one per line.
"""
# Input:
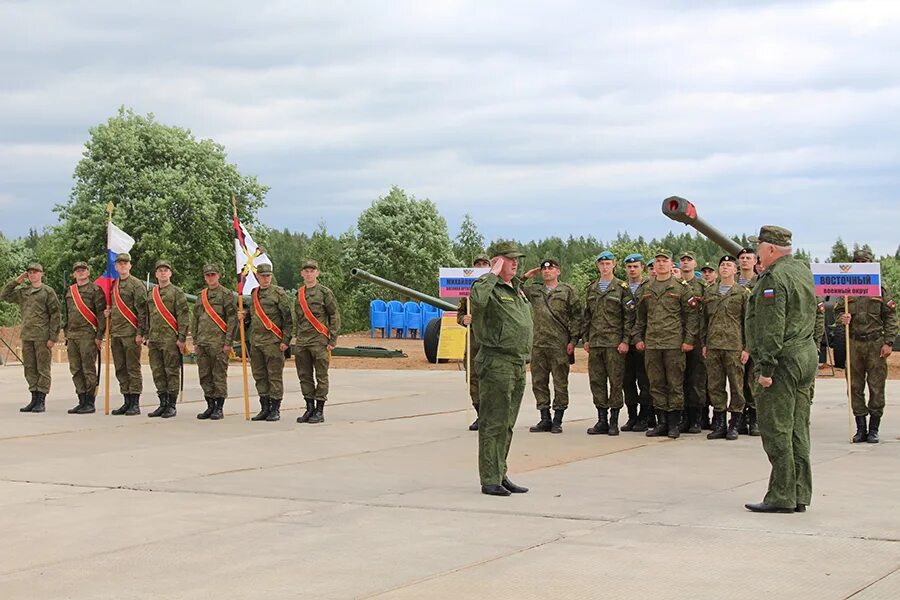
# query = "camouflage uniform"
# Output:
<box><xmin>249</xmin><ymin>269</ymin><xmax>293</xmax><ymax>422</ymax></box>
<box><xmin>1</xmin><ymin>266</ymin><xmax>61</xmax><ymax>412</ymax></box>
<box><xmin>624</xmin><ymin>276</ymin><xmax>653</xmax><ymax>429</ymax></box>
<box><xmin>63</xmin><ymin>266</ymin><xmax>106</xmax><ymax>413</ymax></box>
<box><xmin>745</xmin><ymin>226</ymin><xmax>817</xmax><ymax>512</ymax></box>
<box><xmin>293</xmin><ymin>266</ymin><xmax>340</xmax><ymax>423</ymax></box>
<box><xmin>739</xmin><ymin>270</ymin><xmax>760</xmax><ymax>430</ymax></box>
<box><xmin>191</xmin><ymin>265</ymin><xmax>238</xmax><ymax>419</ymax></box>
<box><xmin>146</xmin><ymin>269</ymin><xmax>189</xmax><ymax>418</ymax></box>
<box><xmin>680</xmin><ymin>271</ymin><xmax>707</xmax><ymax>432</ymax></box>
<box><xmin>109</xmin><ymin>268</ymin><xmax>149</xmax><ymax>415</ymax></box>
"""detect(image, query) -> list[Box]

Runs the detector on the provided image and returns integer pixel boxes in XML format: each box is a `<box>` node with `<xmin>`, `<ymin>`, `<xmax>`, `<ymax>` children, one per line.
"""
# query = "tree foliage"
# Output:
<box><xmin>453</xmin><ymin>213</ymin><xmax>484</xmax><ymax>266</ymax></box>
<box><xmin>0</xmin><ymin>233</ymin><xmax>36</xmax><ymax>325</ymax></box>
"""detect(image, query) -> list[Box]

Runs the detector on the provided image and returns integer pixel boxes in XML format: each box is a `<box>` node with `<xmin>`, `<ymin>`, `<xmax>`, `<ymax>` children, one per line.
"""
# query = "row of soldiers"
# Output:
<box><xmin>459</xmin><ymin>246</ymin><xmax>896</xmax><ymax>442</ymax></box>
<box><xmin>2</xmin><ymin>253</ymin><xmax>341</xmax><ymax>424</ymax></box>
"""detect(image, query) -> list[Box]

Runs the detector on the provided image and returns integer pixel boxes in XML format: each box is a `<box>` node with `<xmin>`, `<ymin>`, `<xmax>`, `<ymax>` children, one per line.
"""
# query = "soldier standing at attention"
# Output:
<box><xmin>458</xmin><ymin>254</ymin><xmax>492</xmax><ymax>431</ymax></box>
<box><xmin>470</xmin><ymin>241</ymin><xmax>533</xmax><ymax>497</ymax></box>
<box><xmin>146</xmin><ymin>260</ymin><xmax>189</xmax><ymax>419</ymax></box>
<box><xmin>294</xmin><ymin>259</ymin><xmax>341</xmax><ymax>425</ymax></box>
<box><xmin>647</xmin><ymin>259</ymin><xmax>656</xmax><ymax>280</ymax></box>
<box><xmin>583</xmin><ymin>251</ymin><xmax>636</xmax><ymax>436</ymax></box>
<box><xmin>633</xmin><ymin>250</ymin><xmax>700</xmax><ymax>439</ymax></box>
<box><xmin>522</xmin><ymin>257</ymin><xmax>581</xmax><ymax>434</ymax></box>
<box><xmin>834</xmin><ymin>248</ymin><xmax>897</xmax><ymax>443</ymax></box>
<box><xmin>701</xmin><ymin>255</ymin><xmax>750</xmax><ymax>440</ymax></box>
<box><xmin>64</xmin><ymin>262</ymin><xmax>106</xmax><ymax>414</ymax></box>
<box><xmin>737</xmin><ymin>247</ymin><xmax>760</xmax><ymax>435</ymax></box>
<box><xmin>678</xmin><ymin>251</ymin><xmax>707</xmax><ymax>434</ymax></box>
<box><xmin>744</xmin><ymin>226</ymin><xmax>817</xmax><ymax>513</ymax></box>
<box><xmin>248</xmin><ymin>263</ymin><xmax>293</xmax><ymax>422</ymax></box>
<box><xmin>192</xmin><ymin>264</ymin><xmax>238</xmax><ymax>420</ymax></box>
<box><xmin>622</xmin><ymin>253</ymin><xmax>653</xmax><ymax>431</ymax></box>
<box><xmin>701</xmin><ymin>263</ymin><xmax>718</xmax><ymax>287</ymax></box>
<box><xmin>107</xmin><ymin>253</ymin><xmax>149</xmax><ymax>416</ymax></box>
<box><xmin>2</xmin><ymin>263</ymin><xmax>60</xmax><ymax>413</ymax></box>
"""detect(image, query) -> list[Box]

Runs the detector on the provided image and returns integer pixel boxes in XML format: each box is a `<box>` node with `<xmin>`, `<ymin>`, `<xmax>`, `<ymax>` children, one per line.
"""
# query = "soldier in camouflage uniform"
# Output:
<box><xmin>471</xmin><ymin>241</ymin><xmax>533</xmax><ymax>497</ymax></box>
<box><xmin>744</xmin><ymin>226</ymin><xmax>817</xmax><ymax>513</ymax></box>
<box><xmin>737</xmin><ymin>247</ymin><xmax>761</xmax><ymax>436</ymax></box>
<box><xmin>248</xmin><ymin>263</ymin><xmax>293</xmax><ymax>422</ymax></box>
<box><xmin>1</xmin><ymin>263</ymin><xmax>61</xmax><ymax>413</ymax></box>
<box><xmin>146</xmin><ymin>260</ymin><xmax>189</xmax><ymax>419</ymax></box>
<box><xmin>701</xmin><ymin>255</ymin><xmax>750</xmax><ymax>440</ymax></box>
<box><xmin>622</xmin><ymin>253</ymin><xmax>653</xmax><ymax>431</ymax></box>
<box><xmin>633</xmin><ymin>250</ymin><xmax>700</xmax><ymax>439</ymax></box>
<box><xmin>293</xmin><ymin>259</ymin><xmax>341</xmax><ymax>425</ymax></box>
<box><xmin>522</xmin><ymin>257</ymin><xmax>581</xmax><ymax>434</ymax></box>
<box><xmin>64</xmin><ymin>262</ymin><xmax>106</xmax><ymax>414</ymax></box>
<box><xmin>678</xmin><ymin>251</ymin><xmax>707</xmax><ymax>434</ymax></box>
<box><xmin>834</xmin><ymin>248</ymin><xmax>898</xmax><ymax>444</ymax></box>
<box><xmin>191</xmin><ymin>264</ymin><xmax>238</xmax><ymax>421</ymax></box>
<box><xmin>106</xmin><ymin>253</ymin><xmax>149</xmax><ymax>416</ymax></box>
<box><xmin>457</xmin><ymin>254</ymin><xmax>491</xmax><ymax>431</ymax></box>
<box><xmin>582</xmin><ymin>251</ymin><xmax>636</xmax><ymax>436</ymax></box>
<box><xmin>701</xmin><ymin>262</ymin><xmax>718</xmax><ymax>287</ymax></box>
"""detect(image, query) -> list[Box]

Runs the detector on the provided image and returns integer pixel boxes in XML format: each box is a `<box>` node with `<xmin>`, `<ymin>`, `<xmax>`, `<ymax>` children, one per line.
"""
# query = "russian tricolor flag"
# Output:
<box><xmin>95</xmin><ymin>222</ymin><xmax>135</xmax><ymax>302</ymax></box>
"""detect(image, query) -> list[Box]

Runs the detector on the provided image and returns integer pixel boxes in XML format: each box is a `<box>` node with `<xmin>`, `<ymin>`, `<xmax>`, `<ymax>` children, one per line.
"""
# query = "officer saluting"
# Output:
<box><xmin>64</xmin><ymin>261</ymin><xmax>106</xmax><ymax>414</ymax></box>
<box><xmin>192</xmin><ymin>264</ymin><xmax>238</xmax><ymax>420</ymax></box>
<box><xmin>146</xmin><ymin>260</ymin><xmax>189</xmax><ymax>419</ymax></box>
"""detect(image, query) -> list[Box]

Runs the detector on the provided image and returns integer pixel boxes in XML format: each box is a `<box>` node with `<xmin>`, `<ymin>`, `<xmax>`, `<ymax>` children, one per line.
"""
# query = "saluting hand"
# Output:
<box><xmin>16</xmin><ymin>272</ymin><xmax>27</xmax><ymax>284</ymax></box>
<box><xmin>490</xmin><ymin>257</ymin><xmax>504</xmax><ymax>276</ymax></box>
<box><xmin>523</xmin><ymin>266</ymin><xmax>541</xmax><ymax>279</ymax></box>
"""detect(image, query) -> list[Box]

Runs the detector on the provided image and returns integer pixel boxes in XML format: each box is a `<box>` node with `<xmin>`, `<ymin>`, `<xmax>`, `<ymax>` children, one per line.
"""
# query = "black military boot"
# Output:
<box><xmin>667</xmin><ymin>410</ymin><xmax>681</xmax><ymax>439</ymax></box>
<box><xmin>296</xmin><ymin>398</ymin><xmax>315</xmax><ymax>423</ymax></box>
<box><xmin>111</xmin><ymin>396</ymin><xmax>129</xmax><ymax>415</ymax></box>
<box><xmin>586</xmin><ymin>408</ymin><xmax>608</xmax><ymax>435</ymax></box>
<box><xmin>701</xmin><ymin>406</ymin><xmax>712</xmax><ymax>430</ymax></box>
<box><xmin>124</xmin><ymin>394</ymin><xmax>141</xmax><ymax>416</ymax></box>
<box><xmin>266</xmin><ymin>398</ymin><xmax>282</xmax><ymax>422</ymax></box>
<box><xmin>251</xmin><ymin>397</ymin><xmax>270</xmax><ymax>421</ymax></box>
<box><xmin>161</xmin><ymin>393</ymin><xmax>177</xmax><ymax>418</ymax></box>
<box><xmin>20</xmin><ymin>391</ymin><xmax>38</xmax><ymax>412</ymax></box>
<box><xmin>633</xmin><ymin>405</ymin><xmax>650</xmax><ymax>432</ymax></box>
<box><xmin>197</xmin><ymin>397</ymin><xmax>215</xmax><ymax>420</ymax></box>
<box><xmin>726</xmin><ymin>412</ymin><xmax>742</xmax><ymax>441</ymax></box>
<box><xmin>68</xmin><ymin>393</ymin><xmax>86</xmax><ymax>414</ymax></box>
<box><xmin>31</xmin><ymin>392</ymin><xmax>46</xmax><ymax>413</ymax></box>
<box><xmin>307</xmin><ymin>400</ymin><xmax>326</xmax><ymax>424</ymax></box>
<box><xmin>747</xmin><ymin>407</ymin><xmax>760</xmax><ymax>436</ymax></box>
<box><xmin>707</xmin><ymin>411</ymin><xmax>727</xmax><ymax>440</ymax></box>
<box><xmin>529</xmin><ymin>408</ymin><xmax>552</xmax><ymax>432</ymax></box>
<box><xmin>738</xmin><ymin>406</ymin><xmax>750</xmax><ymax>435</ymax></box>
<box><xmin>852</xmin><ymin>415</ymin><xmax>868</xmax><ymax>443</ymax></box>
<box><xmin>620</xmin><ymin>405</ymin><xmax>638</xmax><ymax>432</ymax></box>
<box><xmin>646</xmin><ymin>407</ymin><xmax>657</xmax><ymax>429</ymax></box>
<box><xmin>468</xmin><ymin>407</ymin><xmax>479</xmax><ymax>431</ymax></box>
<box><xmin>687</xmin><ymin>407</ymin><xmax>702</xmax><ymax>434</ymax></box>
<box><xmin>550</xmin><ymin>409</ymin><xmax>565</xmax><ymax>434</ymax></box>
<box><xmin>148</xmin><ymin>392</ymin><xmax>167</xmax><ymax>417</ymax></box>
<box><xmin>646</xmin><ymin>410</ymin><xmax>668</xmax><ymax>437</ymax></box>
<box><xmin>209</xmin><ymin>398</ymin><xmax>225</xmax><ymax>420</ymax></box>
<box><xmin>608</xmin><ymin>408</ymin><xmax>620</xmax><ymax>436</ymax></box>
<box><xmin>75</xmin><ymin>393</ymin><xmax>96</xmax><ymax>414</ymax></box>
<box><xmin>678</xmin><ymin>409</ymin><xmax>690</xmax><ymax>434</ymax></box>
<box><xmin>867</xmin><ymin>414</ymin><xmax>881</xmax><ymax>444</ymax></box>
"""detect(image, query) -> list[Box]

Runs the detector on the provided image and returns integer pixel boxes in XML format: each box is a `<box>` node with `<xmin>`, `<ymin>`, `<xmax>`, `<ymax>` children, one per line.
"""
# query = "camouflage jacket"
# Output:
<box><xmin>522</xmin><ymin>279</ymin><xmax>581</xmax><ymax>348</ymax></box>
<box><xmin>147</xmin><ymin>283</ymin><xmax>190</xmax><ymax>344</ymax></box>
<box><xmin>191</xmin><ymin>285</ymin><xmax>239</xmax><ymax>347</ymax></box>
<box><xmin>1</xmin><ymin>279</ymin><xmax>61</xmax><ymax>342</ymax></box>
<box><xmin>633</xmin><ymin>277</ymin><xmax>700</xmax><ymax>349</ymax></box>
<box><xmin>582</xmin><ymin>277</ymin><xmax>636</xmax><ymax>347</ymax></box>
<box><xmin>293</xmin><ymin>283</ymin><xmax>340</xmax><ymax>347</ymax></box>
<box><xmin>110</xmin><ymin>275</ymin><xmax>149</xmax><ymax>338</ymax></box>
<box><xmin>470</xmin><ymin>273</ymin><xmax>533</xmax><ymax>363</ymax></box>
<box><xmin>64</xmin><ymin>282</ymin><xmax>106</xmax><ymax>340</ymax></box>
<box><xmin>250</xmin><ymin>285</ymin><xmax>293</xmax><ymax>347</ymax></box>
<box><xmin>701</xmin><ymin>283</ymin><xmax>749</xmax><ymax>351</ymax></box>
<box><xmin>833</xmin><ymin>285</ymin><xmax>898</xmax><ymax>345</ymax></box>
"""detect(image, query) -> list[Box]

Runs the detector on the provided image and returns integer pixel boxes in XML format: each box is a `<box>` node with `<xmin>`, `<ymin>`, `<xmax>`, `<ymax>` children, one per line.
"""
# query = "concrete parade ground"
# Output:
<box><xmin>0</xmin><ymin>364</ymin><xmax>898</xmax><ymax>599</ymax></box>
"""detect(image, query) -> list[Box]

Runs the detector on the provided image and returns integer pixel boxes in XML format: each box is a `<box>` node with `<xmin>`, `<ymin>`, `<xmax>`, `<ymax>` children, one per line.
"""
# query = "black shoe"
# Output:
<box><xmin>124</xmin><ymin>394</ymin><xmax>141</xmax><ymax>416</ymax></box>
<box><xmin>608</xmin><ymin>408</ymin><xmax>620</xmax><ymax>436</ymax></box>
<box><xmin>667</xmin><ymin>410</ymin><xmax>681</xmax><ymax>439</ymax></box>
<box><xmin>266</xmin><ymin>399</ymin><xmax>282</xmax><ymax>422</ymax></box>
<box><xmin>738</xmin><ymin>407</ymin><xmax>750</xmax><ymax>435</ymax></box>
<box><xmin>111</xmin><ymin>396</ymin><xmax>129</xmax><ymax>415</ymax></box>
<box><xmin>633</xmin><ymin>406</ymin><xmax>650</xmax><ymax>432</ymax></box>
<box><xmin>646</xmin><ymin>410</ymin><xmax>668</xmax><ymax>437</ymax></box>
<box><xmin>747</xmin><ymin>407</ymin><xmax>760</xmax><ymax>436</ymax></box>
<box><xmin>620</xmin><ymin>405</ymin><xmax>638</xmax><ymax>432</ymax></box>
<box><xmin>701</xmin><ymin>408</ymin><xmax>712</xmax><ymax>431</ymax></box>
<box><xmin>307</xmin><ymin>400</ymin><xmax>325</xmax><ymax>424</ymax></box>
<box><xmin>296</xmin><ymin>398</ymin><xmax>315</xmax><ymax>423</ymax></box>
<box><xmin>529</xmin><ymin>408</ymin><xmax>552</xmax><ymax>433</ymax></box>
<box><xmin>646</xmin><ymin>408</ymin><xmax>658</xmax><ymax>429</ymax></box>
<box><xmin>209</xmin><ymin>398</ymin><xmax>225</xmax><ymax>420</ymax></box>
<box><xmin>148</xmin><ymin>392</ymin><xmax>167</xmax><ymax>418</ymax></box>
<box><xmin>587</xmin><ymin>408</ymin><xmax>608</xmax><ymax>435</ymax></box>
<box><xmin>550</xmin><ymin>409</ymin><xmax>565</xmax><ymax>434</ymax></box>
<box><xmin>678</xmin><ymin>409</ymin><xmax>690</xmax><ymax>434</ymax></box>
<box><xmin>68</xmin><ymin>393</ymin><xmax>86</xmax><ymax>414</ymax></box>
<box><xmin>75</xmin><ymin>393</ymin><xmax>96</xmax><ymax>414</ymax></box>
<box><xmin>725</xmin><ymin>412</ymin><xmax>741</xmax><ymax>441</ymax></box>
<box><xmin>707</xmin><ymin>412</ymin><xmax>727</xmax><ymax>440</ymax></box>
<box><xmin>795</xmin><ymin>504</ymin><xmax>807</xmax><ymax>513</ymax></box>
<box><xmin>501</xmin><ymin>477</ymin><xmax>528</xmax><ymax>493</ymax></box>
<box><xmin>160</xmin><ymin>393</ymin><xmax>177</xmax><ymax>418</ymax></box>
<box><xmin>745</xmin><ymin>502</ymin><xmax>793</xmax><ymax>513</ymax></box>
<box><xmin>197</xmin><ymin>397</ymin><xmax>215</xmax><ymax>420</ymax></box>
<box><xmin>468</xmin><ymin>417</ymin><xmax>479</xmax><ymax>431</ymax></box>
<box><xmin>20</xmin><ymin>392</ymin><xmax>38</xmax><ymax>413</ymax></box>
<box><xmin>481</xmin><ymin>484</ymin><xmax>511</xmax><ymax>497</ymax></box>
<box><xmin>687</xmin><ymin>407</ymin><xmax>702</xmax><ymax>434</ymax></box>
<box><xmin>251</xmin><ymin>397</ymin><xmax>270</xmax><ymax>421</ymax></box>
<box><xmin>867</xmin><ymin>414</ymin><xmax>880</xmax><ymax>443</ymax></box>
<box><xmin>31</xmin><ymin>392</ymin><xmax>46</xmax><ymax>413</ymax></box>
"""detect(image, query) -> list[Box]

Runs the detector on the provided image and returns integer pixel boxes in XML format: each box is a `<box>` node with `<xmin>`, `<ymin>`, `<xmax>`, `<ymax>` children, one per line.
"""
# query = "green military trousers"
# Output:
<box><xmin>848</xmin><ymin>339</ymin><xmax>887</xmax><ymax>418</ymax></box>
<box><xmin>149</xmin><ymin>340</ymin><xmax>181</xmax><ymax>395</ymax></box>
<box><xmin>644</xmin><ymin>349</ymin><xmax>685</xmax><ymax>411</ymax></box>
<box><xmin>530</xmin><ymin>346</ymin><xmax>570</xmax><ymax>410</ymax></box>
<box><xmin>67</xmin><ymin>337</ymin><xmax>99</xmax><ymax>394</ymax></box>
<box><xmin>250</xmin><ymin>342</ymin><xmax>285</xmax><ymax>400</ymax></box>
<box><xmin>755</xmin><ymin>343</ymin><xmax>817</xmax><ymax>509</ymax></box>
<box><xmin>196</xmin><ymin>344</ymin><xmax>229</xmax><ymax>398</ymax></box>
<box><xmin>588</xmin><ymin>347</ymin><xmax>625</xmax><ymax>409</ymax></box>
<box><xmin>706</xmin><ymin>349</ymin><xmax>745</xmax><ymax>413</ymax></box>
<box><xmin>111</xmin><ymin>336</ymin><xmax>143</xmax><ymax>394</ymax></box>
<box><xmin>743</xmin><ymin>357</ymin><xmax>756</xmax><ymax>409</ymax></box>
<box><xmin>22</xmin><ymin>340</ymin><xmax>52</xmax><ymax>394</ymax></box>
<box><xmin>294</xmin><ymin>344</ymin><xmax>330</xmax><ymax>401</ymax></box>
<box><xmin>463</xmin><ymin>346</ymin><xmax>480</xmax><ymax>408</ymax></box>
<box><xmin>476</xmin><ymin>352</ymin><xmax>525</xmax><ymax>486</ymax></box>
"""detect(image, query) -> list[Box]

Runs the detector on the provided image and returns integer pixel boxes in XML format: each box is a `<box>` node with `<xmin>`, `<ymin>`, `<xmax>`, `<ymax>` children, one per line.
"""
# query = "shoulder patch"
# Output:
<box><xmin>887</xmin><ymin>299</ymin><xmax>897</xmax><ymax>311</ymax></box>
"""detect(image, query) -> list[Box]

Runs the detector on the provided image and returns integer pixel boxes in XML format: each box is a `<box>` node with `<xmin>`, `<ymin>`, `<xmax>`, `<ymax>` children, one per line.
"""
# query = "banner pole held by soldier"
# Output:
<box><xmin>104</xmin><ymin>201</ymin><xmax>114</xmax><ymax>415</ymax></box>
<box><xmin>233</xmin><ymin>197</ymin><xmax>252</xmax><ymax>420</ymax></box>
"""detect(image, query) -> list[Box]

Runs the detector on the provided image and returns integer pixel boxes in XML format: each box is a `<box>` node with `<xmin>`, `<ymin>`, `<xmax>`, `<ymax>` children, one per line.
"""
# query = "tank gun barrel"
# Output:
<box><xmin>662</xmin><ymin>196</ymin><xmax>743</xmax><ymax>256</ymax></box>
<box><xmin>350</xmin><ymin>268</ymin><xmax>457</xmax><ymax>311</ymax></box>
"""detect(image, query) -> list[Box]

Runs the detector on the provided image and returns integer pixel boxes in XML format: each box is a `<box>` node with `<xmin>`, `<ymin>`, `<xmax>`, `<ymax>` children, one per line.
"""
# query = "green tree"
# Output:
<box><xmin>0</xmin><ymin>233</ymin><xmax>36</xmax><ymax>326</ymax></box>
<box><xmin>45</xmin><ymin>107</ymin><xmax>268</xmax><ymax>296</ymax></box>
<box><xmin>829</xmin><ymin>238</ymin><xmax>852</xmax><ymax>263</ymax></box>
<box><xmin>453</xmin><ymin>214</ymin><xmax>484</xmax><ymax>266</ymax></box>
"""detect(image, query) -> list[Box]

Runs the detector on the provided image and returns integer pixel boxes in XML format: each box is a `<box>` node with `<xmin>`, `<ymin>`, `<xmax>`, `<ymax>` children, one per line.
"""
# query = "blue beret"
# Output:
<box><xmin>623</xmin><ymin>253</ymin><xmax>643</xmax><ymax>264</ymax></box>
<box><xmin>596</xmin><ymin>250</ymin><xmax>616</xmax><ymax>261</ymax></box>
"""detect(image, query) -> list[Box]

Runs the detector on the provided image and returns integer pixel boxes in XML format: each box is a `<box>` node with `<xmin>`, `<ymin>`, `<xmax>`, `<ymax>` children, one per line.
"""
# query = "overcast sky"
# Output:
<box><xmin>2</xmin><ymin>0</ymin><xmax>899</xmax><ymax>260</ymax></box>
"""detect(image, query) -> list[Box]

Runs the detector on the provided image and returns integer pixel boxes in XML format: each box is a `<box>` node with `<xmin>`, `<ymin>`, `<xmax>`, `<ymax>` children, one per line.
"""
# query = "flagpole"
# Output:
<box><xmin>844</xmin><ymin>298</ymin><xmax>852</xmax><ymax>442</ymax></box>
<box><xmin>233</xmin><ymin>197</ymin><xmax>251</xmax><ymax>420</ymax></box>
<box><xmin>104</xmin><ymin>201</ymin><xmax>113</xmax><ymax>415</ymax></box>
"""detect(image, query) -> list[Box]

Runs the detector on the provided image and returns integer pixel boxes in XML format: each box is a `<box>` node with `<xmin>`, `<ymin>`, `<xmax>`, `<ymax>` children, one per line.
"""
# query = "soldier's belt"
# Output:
<box><xmin>851</xmin><ymin>332</ymin><xmax>884</xmax><ymax>342</ymax></box>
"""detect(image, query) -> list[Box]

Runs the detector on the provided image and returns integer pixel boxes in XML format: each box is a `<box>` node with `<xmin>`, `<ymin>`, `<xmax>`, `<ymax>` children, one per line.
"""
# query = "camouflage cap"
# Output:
<box><xmin>256</xmin><ymin>263</ymin><xmax>273</xmax><ymax>275</ymax></box>
<box><xmin>700</xmin><ymin>262</ymin><xmax>715</xmax><ymax>271</ymax></box>
<box><xmin>624</xmin><ymin>253</ymin><xmax>643</xmax><ymax>264</ymax></box>
<box><xmin>300</xmin><ymin>259</ymin><xmax>319</xmax><ymax>270</ymax></box>
<box><xmin>26</xmin><ymin>262</ymin><xmax>43</xmax><ymax>272</ymax></box>
<box><xmin>487</xmin><ymin>241</ymin><xmax>525</xmax><ymax>259</ymax></box>
<box><xmin>654</xmin><ymin>248</ymin><xmax>673</xmax><ymax>260</ymax></box>
<box><xmin>852</xmin><ymin>248</ymin><xmax>874</xmax><ymax>262</ymax></box>
<box><xmin>472</xmin><ymin>254</ymin><xmax>491</xmax><ymax>265</ymax></box>
<box><xmin>154</xmin><ymin>259</ymin><xmax>172</xmax><ymax>270</ymax></box>
<box><xmin>737</xmin><ymin>247</ymin><xmax>756</xmax><ymax>257</ymax></box>
<box><xmin>203</xmin><ymin>263</ymin><xmax>221</xmax><ymax>275</ymax></box>
<box><xmin>749</xmin><ymin>225</ymin><xmax>792</xmax><ymax>247</ymax></box>
<box><xmin>114</xmin><ymin>252</ymin><xmax>131</xmax><ymax>263</ymax></box>
<box><xmin>679</xmin><ymin>250</ymin><xmax>696</xmax><ymax>261</ymax></box>
<box><xmin>72</xmin><ymin>261</ymin><xmax>89</xmax><ymax>271</ymax></box>
<box><xmin>596</xmin><ymin>250</ymin><xmax>615</xmax><ymax>261</ymax></box>
<box><xmin>719</xmin><ymin>254</ymin><xmax>738</xmax><ymax>265</ymax></box>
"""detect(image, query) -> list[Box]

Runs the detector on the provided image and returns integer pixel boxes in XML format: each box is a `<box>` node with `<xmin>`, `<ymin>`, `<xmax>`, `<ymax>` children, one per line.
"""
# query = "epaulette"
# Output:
<box><xmin>679</xmin><ymin>279</ymin><xmax>688</xmax><ymax>286</ymax></box>
<box><xmin>620</xmin><ymin>282</ymin><xmax>628</xmax><ymax>289</ymax></box>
